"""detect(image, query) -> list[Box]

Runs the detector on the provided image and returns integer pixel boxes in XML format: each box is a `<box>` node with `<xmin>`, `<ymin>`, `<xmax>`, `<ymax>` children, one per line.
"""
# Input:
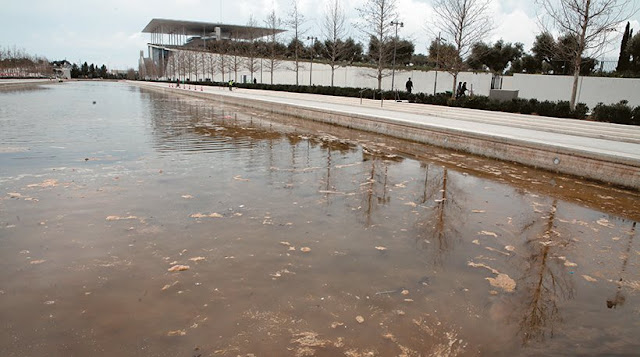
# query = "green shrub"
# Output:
<box><xmin>592</xmin><ymin>101</ymin><xmax>634</xmax><ymax>125</ymax></box>
<box><xmin>632</xmin><ymin>106</ymin><xmax>640</xmax><ymax>125</ymax></box>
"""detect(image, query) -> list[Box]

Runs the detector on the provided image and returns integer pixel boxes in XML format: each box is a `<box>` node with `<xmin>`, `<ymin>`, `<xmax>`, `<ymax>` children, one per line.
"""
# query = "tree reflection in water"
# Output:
<box><xmin>607</xmin><ymin>221</ymin><xmax>636</xmax><ymax>309</ymax></box>
<box><xmin>413</xmin><ymin>164</ymin><xmax>464</xmax><ymax>265</ymax></box>
<box><xmin>517</xmin><ymin>199</ymin><xmax>575</xmax><ymax>345</ymax></box>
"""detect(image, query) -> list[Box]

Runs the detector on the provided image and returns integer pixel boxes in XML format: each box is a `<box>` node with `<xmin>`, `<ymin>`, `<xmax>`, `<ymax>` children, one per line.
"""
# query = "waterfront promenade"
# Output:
<box><xmin>145</xmin><ymin>81</ymin><xmax>639</xmax><ymax>190</ymax></box>
<box><xmin>0</xmin><ymin>78</ymin><xmax>56</xmax><ymax>89</ymax></box>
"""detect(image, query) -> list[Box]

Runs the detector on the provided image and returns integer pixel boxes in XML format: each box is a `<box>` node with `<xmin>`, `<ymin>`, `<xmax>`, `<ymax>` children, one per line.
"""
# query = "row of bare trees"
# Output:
<box><xmin>0</xmin><ymin>45</ymin><xmax>52</xmax><ymax>77</ymax></box>
<box><xmin>151</xmin><ymin>0</ymin><xmax>637</xmax><ymax>110</ymax></box>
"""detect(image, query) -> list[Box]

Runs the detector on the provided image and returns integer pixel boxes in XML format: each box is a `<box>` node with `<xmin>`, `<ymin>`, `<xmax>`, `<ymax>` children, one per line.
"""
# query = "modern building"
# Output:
<box><xmin>139</xmin><ymin>18</ymin><xmax>285</xmax><ymax>80</ymax></box>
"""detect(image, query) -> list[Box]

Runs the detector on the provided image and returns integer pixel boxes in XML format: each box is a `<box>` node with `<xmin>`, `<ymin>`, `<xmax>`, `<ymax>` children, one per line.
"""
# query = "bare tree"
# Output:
<box><xmin>243</xmin><ymin>15</ymin><xmax>261</xmax><ymax>82</ymax></box>
<box><xmin>191</xmin><ymin>51</ymin><xmax>200</xmax><ymax>81</ymax></box>
<box><xmin>227</xmin><ymin>34</ymin><xmax>243</xmax><ymax>82</ymax></box>
<box><xmin>264</xmin><ymin>9</ymin><xmax>284</xmax><ymax>85</ymax></box>
<box><xmin>536</xmin><ymin>0</ymin><xmax>638</xmax><ymax>110</ymax></box>
<box><xmin>207</xmin><ymin>53</ymin><xmax>217</xmax><ymax>81</ymax></box>
<box><xmin>323</xmin><ymin>0</ymin><xmax>349</xmax><ymax>86</ymax></box>
<box><xmin>286</xmin><ymin>0</ymin><xmax>307</xmax><ymax>85</ymax></box>
<box><xmin>218</xmin><ymin>51</ymin><xmax>227</xmax><ymax>82</ymax></box>
<box><xmin>431</xmin><ymin>0</ymin><xmax>493</xmax><ymax>97</ymax></box>
<box><xmin>356</xmin><ymin>0</ymin><xmax>399</xmax><ymax>91</ymax></box>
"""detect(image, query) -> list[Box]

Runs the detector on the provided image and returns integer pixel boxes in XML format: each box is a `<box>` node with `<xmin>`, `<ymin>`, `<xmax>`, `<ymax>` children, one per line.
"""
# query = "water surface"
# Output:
<box><xmin>1</xmin><ymin>81</ymin><xmax>639</xmax><ymax>356</ymax></box>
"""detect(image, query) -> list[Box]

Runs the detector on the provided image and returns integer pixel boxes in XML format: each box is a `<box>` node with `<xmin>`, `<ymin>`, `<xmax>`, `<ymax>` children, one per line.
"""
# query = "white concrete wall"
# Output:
<box><xmin>502</xmin><ymin>73</ymin><xmax>640</xmax><ymax>108</ymax></box>
<box><xmin>163</xmin><ymin>49</ymin><xmax>639</xmax><ymax>108</ymax></box>
<box><xmin>164</xmin><ymin>49</ymin><xmax>493</xmax><ymax>96</ymax></box>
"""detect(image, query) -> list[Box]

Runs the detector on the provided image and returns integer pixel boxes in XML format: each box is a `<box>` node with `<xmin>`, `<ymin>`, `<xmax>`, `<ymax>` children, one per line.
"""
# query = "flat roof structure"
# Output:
<box><xmin>142</xmin><ymin>18</ymin><xmax>285</xmax><ymax>42</ymax></box>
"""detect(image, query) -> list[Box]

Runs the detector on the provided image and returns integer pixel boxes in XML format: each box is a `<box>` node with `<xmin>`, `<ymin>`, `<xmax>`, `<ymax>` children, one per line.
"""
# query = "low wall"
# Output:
<box><xmin>133</xmin><ymin>82</ymin><xmax>640</xmax><ymax>191</ymax></box>
<box><xmin>502</xmin><ymin>73</ymin><xmax>640</xmax><ymax>108</ymax></box>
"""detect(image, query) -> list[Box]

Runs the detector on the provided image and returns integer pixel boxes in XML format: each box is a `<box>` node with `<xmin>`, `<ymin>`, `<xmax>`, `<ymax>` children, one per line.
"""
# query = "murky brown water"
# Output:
<box><xmin>1</xmin><ymin>81</ymin><xmax>639</xmax><ymax>356</ymax></box>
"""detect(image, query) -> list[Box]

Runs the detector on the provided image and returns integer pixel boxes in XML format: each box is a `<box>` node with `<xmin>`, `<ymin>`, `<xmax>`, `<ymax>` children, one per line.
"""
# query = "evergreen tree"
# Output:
<box><xmin>99</xmin><ymin>64</ymin><xmax>107</xmax><ymax>78</ymax></box>
<box><xmin>616</xmin><ymin>22</ymin><xmax>631</xmax><ymax>72</ymax></box>
<box><xmin>71</xmin><ymin>63</ymin><xmax>80</xmax><ymax>78</ymax></box>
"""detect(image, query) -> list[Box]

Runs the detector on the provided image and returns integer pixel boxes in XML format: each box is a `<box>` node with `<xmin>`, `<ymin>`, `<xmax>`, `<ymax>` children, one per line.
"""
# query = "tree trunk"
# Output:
<box><xmin>570</xmin><ymin>58</ymin><xmax>581</xmax><ymax>111</ymax></box>
<box><xmin>331</xmin><ymin>66</ymin><xmax>335</xmax><ymax>87</ymax></box>
<box><xmin>451</xmin><ymin>74</ymin><xmax>457</xmax><ymax>99</ymax></box>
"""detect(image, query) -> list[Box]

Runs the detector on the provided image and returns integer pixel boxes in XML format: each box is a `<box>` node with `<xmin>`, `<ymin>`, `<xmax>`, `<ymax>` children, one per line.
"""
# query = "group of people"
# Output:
<box><xmin>406</xmin><ymin>78</ymin><xmax>469</xmax><ymax>98</ymax></box>
<box><xmin>456</xmin><ymin>82</ymin><xmax>468</xmax><ymax>98</ymax></box>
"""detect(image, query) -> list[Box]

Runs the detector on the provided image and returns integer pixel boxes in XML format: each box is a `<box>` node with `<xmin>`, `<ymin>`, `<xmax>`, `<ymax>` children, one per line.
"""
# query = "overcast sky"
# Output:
<box><xmin>1</xmin><ymin>0</ymin><xmax>638</xmax><ymax>70</ymax></box>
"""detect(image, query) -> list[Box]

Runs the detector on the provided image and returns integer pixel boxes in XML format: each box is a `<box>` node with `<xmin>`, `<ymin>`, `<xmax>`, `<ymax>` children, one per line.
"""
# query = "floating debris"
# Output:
<box><xmin>504</xmin><ymin>245</ymin><xmax>515</xmax><ymax>251</ymax></box>
<box><xmin>27</xmin><ymin>179</ymin><xmax>58</xmax><ymax>188</ymax></box>
<box><xmin>485</xmin><ymin>246</ymin><xmax>510</xmax><ymax>256</ymax></box>
<box><xmin>564</xmin><ymin>260</ymin><xmax>578</xmax><ymax>267</ymax></box>
<box><xmin>375</xmin><ymin>246</ymin><xmax>387</xmax><ymax>251</ymax></box>
<box><xmin>280</xmin><ymin>241</ymin><xmax>291</xmax><ymax>246</ymax></box>
<box><xmin>478</xmin><ymin>231</ymin><xmax>498</xmax><ymax>238</ymax></box>
<box><xmin>233</xmin><ymin>175</ymin><xmax>250</xmax><ymax>181</ymax></box>
<box><xmin>270</xmin><ymin>269</ymin><xmax>294</xmax><ymax>278</ymax></box>
<box><xmin>30</xmin><ymin>260</ymin><xmax>46</xmax><ymax>264</ymax></box>
<box><xmin>7</xmin><ymin>192</ymin><xmax>22</xmax><ymax>198</ymax></box>
<box><xmin>168</xmin><ymin>265</ymin><xmax>190</xmax><ymax>272</ymax></box>
<box><xmin>190</xmin><ymin>213</ymin><xmax>223</xmax><ymax>218</ymax></box>
<box><xmin>44</xmin><ymin>300</ymin><xmax>55</xmax><ymax>305</ymax></box>
<box><xmin>582</xmin><ymin>275</ymin><xmax>597</xmax><ymax>282</ymax></box>
<box><xmin>188</xmin><ymin>257</ymin><xmax>206</xmax><ymax>262</ymax></box>
<box><xmin>472</xmin><ymin>240</ymin><xmax>480</xmax><ymax>245</ymax></box>
<box><xmin>401</xmin><ymin>289</ymin><xmax>410</xmax><ymax>295</ymax></box>
<box><xmin>106</xmin><ymin>215</ymin><xmax>138</xmax><ymax>221</ymax></box>
<box><xmin>404</xmin><ymin>202</ymin><xmax>417</xmax><ymax>207</ymax></box>
<box><xmin>167</xmin><ymin>330</ymin><xmax>186</xmax><ymax>336</ymax></box>
<box><xmin>181</xmin><ymin>195</ymin><xmax>193</xmax><ymax>199</ymax></box>
<box><xmin>331</xmin><ymin>322</ymin><xmax>344</xmax><ymax>329</ymax></box>
<box><xmin>300</xmin><ymin>247</ymin><xmax>311</xmax><ymax>253</ymax></box>
<box><xmin>486</xmin><ymin>274</ymin><xmax>516</xmax><ymax>293</ymax></box>
<box><xmin>468</xmin><ymin>261</ymin><xmax>516</xmax><ymax>293</ymax></box>
<box><xmin>471</xmin><ymin>210</ymin><xmax>486</xmax><ymax>213</ymax></box>
<box><xmin>356</xmin><ymin>315</ymin><xmax>365</xmax><ymax>324</ymax></box>
<box><xmin>596</xmin><ymin>218</ymin><xmax>614</xmax><ymax>228</ymax></box>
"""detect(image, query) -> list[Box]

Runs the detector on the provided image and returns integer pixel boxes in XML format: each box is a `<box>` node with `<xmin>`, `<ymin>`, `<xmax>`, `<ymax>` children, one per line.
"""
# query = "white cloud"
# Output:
<box><xmin>492</xmin><ymin>9</ymin><xmax>538</xmax><ymax>50</ymax></box>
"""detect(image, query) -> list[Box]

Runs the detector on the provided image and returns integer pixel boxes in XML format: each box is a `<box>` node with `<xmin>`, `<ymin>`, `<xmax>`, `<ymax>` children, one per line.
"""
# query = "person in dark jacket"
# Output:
<box><xmin>405</xmin><ymin>78</ymin><xmax>413</xmax><ymax>94</ymax></box>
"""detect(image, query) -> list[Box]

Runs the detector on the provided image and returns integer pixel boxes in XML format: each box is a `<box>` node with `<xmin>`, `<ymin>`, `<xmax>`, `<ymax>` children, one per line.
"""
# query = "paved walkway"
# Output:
<box><xmin>133</xmin><ymin>81</ymin><xmax>640</xmax><ymax>189</ymax></box>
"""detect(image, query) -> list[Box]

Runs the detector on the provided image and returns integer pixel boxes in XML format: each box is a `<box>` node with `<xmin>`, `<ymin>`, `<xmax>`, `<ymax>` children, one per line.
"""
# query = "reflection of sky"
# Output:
<box><xmin>0</xmin><ymin>82</ymin><xmax>151</xmax><ymax>176</ymax></box>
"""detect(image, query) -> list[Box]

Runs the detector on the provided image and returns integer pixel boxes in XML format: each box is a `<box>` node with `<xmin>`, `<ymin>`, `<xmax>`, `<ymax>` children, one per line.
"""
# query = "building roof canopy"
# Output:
<box><xmin>142</xmin><ymin>18</ymin><xmax>285</xmax><ymax>40</ymax></box>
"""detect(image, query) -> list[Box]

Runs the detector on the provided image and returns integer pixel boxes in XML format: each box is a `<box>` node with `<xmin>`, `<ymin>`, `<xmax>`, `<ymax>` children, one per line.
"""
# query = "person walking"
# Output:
<box><xmin>461</xmin><ymin>82</ymin><xmax>468</xmax><ymax>97</ymax></box>
<box><xmin>405</xmin><ymin>78</ymin><xmax>413</xmax><ymax>94</ymax></box>
<box><xmin>228</xmin><ymin>79</ymin><xmax>234</xmax><ymax>91</ymax></box>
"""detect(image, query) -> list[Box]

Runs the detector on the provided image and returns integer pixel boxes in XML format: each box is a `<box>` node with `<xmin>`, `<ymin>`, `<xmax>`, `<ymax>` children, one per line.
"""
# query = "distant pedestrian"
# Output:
<box><xmin>405</xmin><ymin>78</ymin><xmax>413</xmax><ymax>94</ymax></box>
<box><xmin>456</xmin><ymin>82</ymin><xmax>462</xmax><ymax>98</ymax></box>
<box><xmin>176</xmin><ymin>78</ymin><xmax>180</xmax><ymax>88</ymax></box>
<box><xmin>461</xmin><ymin>82</ymin><xmax>468</xmax><ymax>97</ymax></box>
<box><xmin>228</xmin><ymin>79</ymin><xmax>234</xmax><ymax>91</ymax></box>
<box><xmin>253</xmin><ymin>78</ymin><xmax>257</xmax><ymax>84</ymax></box>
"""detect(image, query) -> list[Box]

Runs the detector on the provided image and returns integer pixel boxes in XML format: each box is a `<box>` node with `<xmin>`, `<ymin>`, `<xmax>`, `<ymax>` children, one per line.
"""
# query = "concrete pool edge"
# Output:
<box><xmin>130</xmin><ymin>81</ymin><xmax>640</xmax><ymax>191</ymax></box>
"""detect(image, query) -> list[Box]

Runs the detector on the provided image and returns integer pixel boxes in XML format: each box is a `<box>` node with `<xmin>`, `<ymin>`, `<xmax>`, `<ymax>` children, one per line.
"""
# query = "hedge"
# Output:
<box><xmin>592</xmin><ymin>100</ymin><xmax>640</xmax><ymax>125</ymax></box>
